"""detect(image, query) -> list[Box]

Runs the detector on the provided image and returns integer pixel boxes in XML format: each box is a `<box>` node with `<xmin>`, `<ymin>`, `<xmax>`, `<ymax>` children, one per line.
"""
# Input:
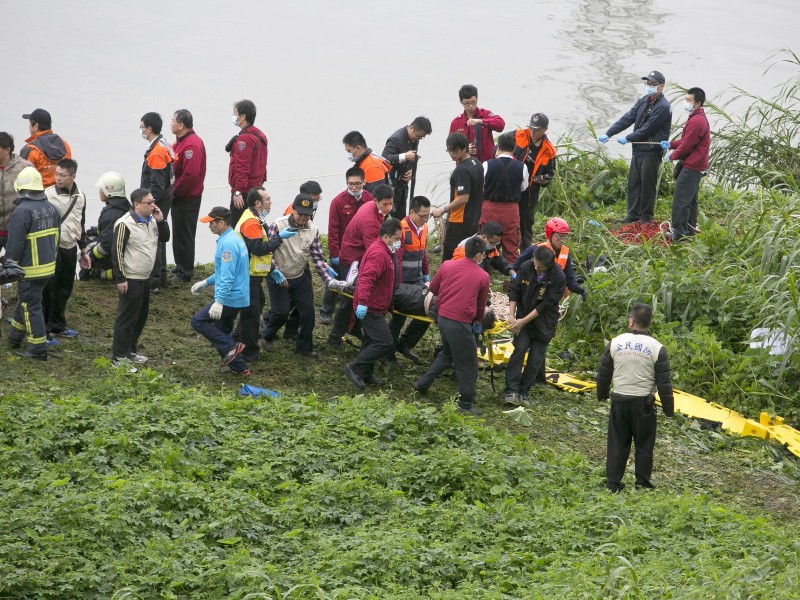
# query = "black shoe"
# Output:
<box><xmin>283</xmin><ymin>331</ymin><xmax>298</xmax><ymax>341</ymax></box>
<box><xmin>457</xmin><ymin>405</ymin><xmax>483</xmax><ymax>416</ymax></box>
<box><xmin>169</xmin><ymin>274</ymin><xmax>191</xmax><ymax>285</ymax></box>
<box><xmin>319</xmin><ymin>314</ymin><xmax>332</xmax><ymax>325</ymax></box>
<box><xmin>327</xmin><ymin>338</ymin><xmax>344</xmax><ymax>350</ymax></box>
<box><xmin>399</xmin><ymin>348</ymin><xmax>422</xmax><ymax>365</ymax></box>
<box><xmin>364</xmin><ymin>375</ymin><xmax>385</xmax><ymax>386</ymax></box>
<box><xmin>411</xmin><ymin>380</ymin><xmax>428</xmax><ymax>395</ymax></box>
<box><xmin>14</xmin><ymin>350</ymin><xmax>47</xmax><ymax>361</ymax></box>
<box><xmin>295</xmin><ymin>349</ymin><xmax>319</xmax><ymax>359</ymax></box>
<box><xmin>385</xmin><ymin>354</ymin><xmax>400</xmax><ymax>366</ymax></box>
<box><xmin>222</xmin><ymin>342</ymin><xmax>245</xmax><ymax>366</ymax></box>
<box><xmin>343</xmin><ymin>364</ymin><xmax>366</xmax><ymax>390</ymax></box>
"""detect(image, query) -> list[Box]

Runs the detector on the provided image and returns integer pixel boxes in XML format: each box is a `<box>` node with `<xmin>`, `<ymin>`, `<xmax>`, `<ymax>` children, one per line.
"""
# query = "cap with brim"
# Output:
<box><xmin>200</xmin><ymin>206</ymin><xmax>232</xmax><ymax>222</ymax></box>
<box><xmin>529</xmin><ymin>113</ymin><xmax>549</xmax><ymax>130</ymax></box>
<box><xmin>293</xmin><ymin>193</ymin><xmax>315</xmax><ymax>215</ymax></box>
<box><xmin>642</xmin><ymin>70</ymin><xmax>665</xmax><ymax>84</ymax></box>
<box><xmin>22</xmin><ymin>108</ymin><xmax>52</xmax><ymax>128</ymax></box>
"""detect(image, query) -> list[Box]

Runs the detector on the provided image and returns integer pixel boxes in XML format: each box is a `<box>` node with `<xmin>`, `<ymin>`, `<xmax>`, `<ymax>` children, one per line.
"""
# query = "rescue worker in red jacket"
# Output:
<box><xmin>169</xmin><ymin>109</ymin><xmax>207</xmax><ymax>283</ymax></box>
<box><xmin>390</xmin><ymin>196</ymin><xmax>432</xmax><ymax>364</ymax></box>
<box><xmin>513</xmin><ymin>217</ymin><xmax>586</xmax><ymax>299</ymax></box>
<box><xmin>343</xmin><ymin>131</ymin><xmax>391</xmax><ymax>194</ymax></box>
<box><xmin>513</xmin><ymin>113</ymin><xmax>556</xmax><ymax>250</ymax></box>
<box><xmin>321</xmin><ymin>168</ymin><xmax>374</xmax><ymax>324</ymax></box>
<box><xmin>20</xmin><ymin>109</ymin><xmax>71</xmax><ymax>188</ymax></box>
<box><xmin>448</xmin><ymin>84</ymin><xmax>505</xmax><ymax>163</ymax></box>
<box><xmin>327</xmin><ymin>184</ymin><xmax>394</xmax><ymax>349</ymax></box>
<box><xmin>661</xmin><ymin>87</ymin><xmax>710</xmax><ymax>242</ymax></box>
<box><xmin>343</xmin><ymin>219</ymin><xmax>403</xmax><ymax>390</ymax></box>
<box><xmin>227</xmin><ymin>99</ymin><xmax>268</xmax><ymax>225</ymax></box>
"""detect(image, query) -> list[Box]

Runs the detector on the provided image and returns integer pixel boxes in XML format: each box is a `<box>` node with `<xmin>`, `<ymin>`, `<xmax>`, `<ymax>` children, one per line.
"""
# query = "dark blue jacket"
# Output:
<box><xmin>5</xmin><ymin>193</ymin><xmax>60</xmax><ymax>279</ymax></box>
<box><xmin>606</xmin><ymin>93</ymin><xmax>672</xmax><ymax>156</ymax></box>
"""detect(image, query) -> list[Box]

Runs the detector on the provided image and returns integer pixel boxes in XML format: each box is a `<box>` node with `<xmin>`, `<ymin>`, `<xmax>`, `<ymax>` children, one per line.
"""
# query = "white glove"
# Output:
<box><xmin>209</xmin><ymin>301</ymin><xmax>223</xmax><ymax>320</ymax></box>
<box><xmin>191</xmin><ymin>279</ymin><xmax>209</xmax><ymax>295</ymax></box>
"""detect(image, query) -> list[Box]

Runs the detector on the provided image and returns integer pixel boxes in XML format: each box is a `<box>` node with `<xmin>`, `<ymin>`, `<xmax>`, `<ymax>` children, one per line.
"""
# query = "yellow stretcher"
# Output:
<box><xmin>476</xmin><ymin>322</ymin><xmax>800</xmax><ymax>458</ymax></box>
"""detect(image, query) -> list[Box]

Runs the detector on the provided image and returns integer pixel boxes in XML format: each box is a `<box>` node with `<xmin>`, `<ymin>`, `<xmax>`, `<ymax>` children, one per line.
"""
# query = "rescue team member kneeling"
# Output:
<box><xmin>596</xmin><ymin>303</ymin><xmax>674</xmax><ymax>492</ymax></box>
<box><xmin>504</xmin><ymin>245</ymin><xmax>566</xmax><ymax>407</ymax></box>
<box><xmin>190</xmin><ymin>207</ymin><xmax>251</xmax><ymax>374</ymax></box>
<box><xmin>230</xmin><ymin>187</ymin><xmax>296</xmax><ymax>363</ymax></box>
<box><xmin>5</xmin><ymin>167</ymin><xmax>60</xmax><ymax>360</ymax></box>
<box><xmin>343</xmin><ymin>219</ymin><xmax>403</xmax><ymax>390</ymax></box>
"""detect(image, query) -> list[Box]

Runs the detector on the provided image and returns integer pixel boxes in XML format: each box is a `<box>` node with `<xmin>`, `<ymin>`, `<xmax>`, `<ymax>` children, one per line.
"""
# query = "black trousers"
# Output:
<box><xmin>263</xmin><ymin>272</ymin><xmax>315</xmax><ymax>353</ymax></box>
<box><xmin>606</xmin><ymin>396</ymin><xmax>658</xmax><ymax>491</ymax></box>
<box><xmin>626</xmin><ymin>155</ymin><xmax>662</xmax><ymax>223</ymax></box>
<box><xmin>229</xmin><ymin>192</ymin><xmax>246</xmax><ymax>231</ymax></box>
<box><xmin>442</xmin><ymin>220</ymin><xmax>478</xmax><ymax>261</ymax></box>
<box><xmin>671</xmin><ymin>167</ymin><xmax>702</xmax><ymax>239</ymax></box>
<box><xmin>112</xmin><ymin>279</ymin><xmax>150</xmax><ymax>359</ymax></box>
<box><xmin>389</xmin><ymin>314</ymin><xmax>430</xmax><ymax>353</ymax></box>
<box><xmin>171</xmin><ymin>196</ymin><xmax>202</xmax><ymax>279</ymax></box>
<box><xmin>150</xmin><ymin>195</ymin><xmax>173</xmax><ymax>288</ymax></box>
<box><xmin>8</xmin><ymin>278</ymin><xmax>49</xmax><ymax>356</ymax></box>
<box><xmin>43</xmin><ymin>246</ymin><xmax>78</xmax><ymax>333</ymax></box>
<box><xmin>416</xmin><ymin>316</ymin><xmax>478</xmax><ymax>408</ymax></box>
<box><xmin>518</xmin><ymin>185</ymin><xmax>541</xmax><ymax>250</ymax></box>
<box><xmin>504</xmin><ymin>327</ymin><xmax>549</xmax><ymax>394</ymax></box>
<box><xmin>234</xmin><ymin>277</ymin><xmax>265</xmax><ymax>362</ymax></box>
<box><xmin>348</xmin><ymin>312</ymin><xmax>393</xmax><ymax>378</ymax></box>
<box><xmin>392</xmin><ymin>180</ymin><xmax>409</xmax><ymax>220</ymax></box>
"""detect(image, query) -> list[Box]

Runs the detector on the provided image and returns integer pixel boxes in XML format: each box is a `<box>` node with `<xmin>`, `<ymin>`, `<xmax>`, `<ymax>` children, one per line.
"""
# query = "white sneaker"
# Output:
<box><xmin>111</xmin><ymin>358</ymin><xmax>139</xmax><ymax>374</ymax></box>
<box><xmin>128</xmin><ymin>353</ymin><xmax>149</xmax><ymax>364</ymax></box>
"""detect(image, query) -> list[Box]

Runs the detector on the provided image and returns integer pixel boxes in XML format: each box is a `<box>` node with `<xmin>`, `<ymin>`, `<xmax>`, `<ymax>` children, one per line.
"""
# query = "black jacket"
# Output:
<box><xmin>382</xmin><ymin>126</ymin><xmax>415</xmax><ymax>184</ymax></box>
<box><xmin>606</xmin><ymin>93</ymin><xmax>672</xmax><ymax>156</ymax></box>
<box><xmin>94</xmin><ymin>196</ymin><xmax>132</xmax><ymax>262</ymax></box>
<box><xmin>508</xmin><ymin>259</ymin><xmax>566</xmax><ymax>341</ymax></box>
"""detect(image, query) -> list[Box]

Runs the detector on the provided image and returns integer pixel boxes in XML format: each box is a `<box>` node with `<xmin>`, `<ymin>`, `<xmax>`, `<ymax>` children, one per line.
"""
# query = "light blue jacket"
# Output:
<box><xmin>208</xmin><ymin>227</ymin><xmax>249</xmax><ymax>308</ymax></box>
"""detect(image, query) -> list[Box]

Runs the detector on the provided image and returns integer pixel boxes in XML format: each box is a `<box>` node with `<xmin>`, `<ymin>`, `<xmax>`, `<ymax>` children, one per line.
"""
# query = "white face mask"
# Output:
<box><xmin>391</xmin><ymin>240</ymin><xmax>401</xmax><ymax>251</ymax></box>
<box><xmin>140</xmin><ymin>130</ymin><xmax>148</xmax><ymax>140</ymax></box>
<box><xmin>645</xmin><ymin>84</ymin><xmax>658</xmax><ymax>96</ymax></box>
<box><xmin>346</xmin><ymin>152</ymin><xmax>356</xmax><ymax>163</ymax></box>
<box><xmin>349</xmin><ymin>190</ymin><xmax>363</xmax><ymax>200</ymax></box>
<box><xmin>313</xmin><ymin>203</ymin><xmax>319</xmax><ymax>211</ymax></box>
<box><xmin>232</xmin><ymin>114</ymin><xmax>239</xmax><ymax>126</ymax></box>
<box><xmin>684</xmin><ymin>101</ymin><xmax>695</xmax><ymax>113</ymax></box>
<box><xmin>259</xmin><ymin>208</ymin><xmax>270</xmax><ymax>219</ymax></box>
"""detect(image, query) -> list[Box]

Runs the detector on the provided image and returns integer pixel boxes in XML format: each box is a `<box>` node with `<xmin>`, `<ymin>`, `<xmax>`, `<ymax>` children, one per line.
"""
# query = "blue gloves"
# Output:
<box><xmin>327</xmin><ymin>266</ymin><xmax>338</xmax><ymax>279</ymax></box>
<box><xmin>510</xmin><ymin>271</ymin><xmax>517</xmax><ymax>280</ymax></box>
<box><xmin>598</xmin><ymin>134</ymin><xmax>609</xmax><ymax>144</ymax></box>
<box><xmin>422</xmin><ymin>274</ymin><xmax>430</xmax><ymax>283</ymax></box>
<box><xmin>279</xmin><ymin>228</ymin><xmax>298</xmax><ymax>240</ymax></box>
<box><xmin>355</xmin><ymin>304</ymin><xmax>368</xmax><ymax>319</ymax></box>
<box><xmin>660</xmin><ymin>140</ymin><xmax>671</xmax><ymax>151</ymax></box>
<box><xmin>472</xmin><ymin>322</ymin><xmax>483</xmax><ymax>335</ymax></box>
<box><xmin>617</xmin><ymin>136</ymin><xmax>628</xmax><ymax>145</ymax></box>
<box><xmin>330</xmin><ymin>256</ymin><xmax>339</xmax><ymax>266</ymax></box>
<box><xmin>270</xmin><ymin>269</ymin><xmax>286</xmax><ymax>284</ymax></box>
<box><xmin>665</xmin><ymin>153</ymin><xmax>673</xmax><ymax>162</ymax></box>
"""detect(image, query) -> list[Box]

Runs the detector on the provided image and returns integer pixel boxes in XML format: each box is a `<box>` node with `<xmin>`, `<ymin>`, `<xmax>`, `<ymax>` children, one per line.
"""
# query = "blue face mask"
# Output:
<box><xmin>260</xmin><ymin>209</ymin><xmax>270</xmax><ymax>219</ymax></box>
<box><xmin>684</xmin><ymin>101</ymin><xmax>695</xmax><ymax>113</ymax></box>
<box><xmin>313</xmin><ymin>203</ymin><xmax>319</xmax><ymax>211</ymax></box>
<box><xmin>346</xmin><ymin>152</ymin><xmax>356</xmax><ymax>163</ymax></box>
<box><xmin>645</xmin><ymin>84</ymin><xmax>658</xmax><ymax>96</ymax></box>
<box><xmin>391</xmin><ymin>240</ymin><xmax>401</xmax><ymax>251</ymax></box>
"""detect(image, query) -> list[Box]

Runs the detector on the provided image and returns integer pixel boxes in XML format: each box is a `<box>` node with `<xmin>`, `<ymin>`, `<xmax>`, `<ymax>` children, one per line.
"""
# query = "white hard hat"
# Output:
<box><xmin>95</xmin><ymin>171</ymin><xmax>126</xmax><ymax>198</ymax></box>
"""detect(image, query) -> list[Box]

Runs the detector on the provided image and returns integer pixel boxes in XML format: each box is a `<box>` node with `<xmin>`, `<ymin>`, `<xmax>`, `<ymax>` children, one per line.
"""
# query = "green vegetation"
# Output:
<box><xmin>1</xmin><ymin>49</ymin><xmax>800</xmax><ymax>597</ymax></box>
<box><xmin>1</xmin><ymin>373</ymin><xmax>799</xmax><ymax>598</ymax></box>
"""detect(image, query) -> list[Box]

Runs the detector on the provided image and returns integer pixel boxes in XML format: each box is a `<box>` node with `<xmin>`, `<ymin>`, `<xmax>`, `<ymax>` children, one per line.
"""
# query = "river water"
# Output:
<box><xmin>2</xmin><ymin>0</ymin><xmax>796</xmax><ymax>263</ymax></box>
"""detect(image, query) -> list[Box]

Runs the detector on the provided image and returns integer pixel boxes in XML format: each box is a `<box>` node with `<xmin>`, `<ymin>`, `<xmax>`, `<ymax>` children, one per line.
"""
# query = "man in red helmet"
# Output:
<box><xmin>513</xmin><ymin>217</ymin><xmax>586</xmax><ymax>299</ymax></box>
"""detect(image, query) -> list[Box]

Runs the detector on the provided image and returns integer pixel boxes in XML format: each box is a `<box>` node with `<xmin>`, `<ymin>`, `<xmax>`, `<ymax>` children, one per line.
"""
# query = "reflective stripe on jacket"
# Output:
<box><xmin>235</xmin><ymin>210</ymin><xmax>273</xmax><ymax>276</ymax></box>
<box><xmin>398</xmin><ymin>217</ymin><xmax>428</xmax><ymax>284</ymax></box>
<box><xmin>5</xmin><ymin>194</ymin><xmax>60</xmax><ymax>279</ymax></box>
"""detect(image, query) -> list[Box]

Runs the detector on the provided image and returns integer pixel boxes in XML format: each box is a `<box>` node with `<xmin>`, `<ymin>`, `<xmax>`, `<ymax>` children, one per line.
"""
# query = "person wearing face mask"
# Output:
<box><xmin>227</xmin><ymin>99</ymin><xmax>268</xmax><ymax>226</ymax></box>
<box><xmin>328</xmin><ymin>184</ymin><xmax>395</xmax><ymax>349</ymax></box>
<box><xmin>343</xmin><ymin>219</ymin><xmax>403</xmax><ymax>390</ymax></box>
<box><xmin>598</xmin><ymin>70</ymin><xmax>672</xmax><ymax>225</ymax></box>
<box><xmin>512</xmin><ymin>113</ymin><xmax>556</xmax><ymax>251</ymax></box>
<box><xmin>411</xmin><ymin>236</ymin><xmax>490</xmax><ymax>416</ymax></box>
<box><xmin>320</xmin><ymin>168</ymin><xmax>374</xmax><ymax>324</ymax></box>
<box><xmin>660</xmin><ymin>87</ymin><xmax>710</xmax><ymax>243</ymax></box>
<box><xmin>342</xmin><ymin>131</ymin><xmax>391</xmax><ymax>194</ymax></box>
<box><xmin>229</xmin><ymin>186</ymin><xmax>297</xmax><ymax>362</ymax></box>
<box><xmin>139</xmin><ymin>112</ymin><xmax>176</xmax><ymax>293</ymax></box>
